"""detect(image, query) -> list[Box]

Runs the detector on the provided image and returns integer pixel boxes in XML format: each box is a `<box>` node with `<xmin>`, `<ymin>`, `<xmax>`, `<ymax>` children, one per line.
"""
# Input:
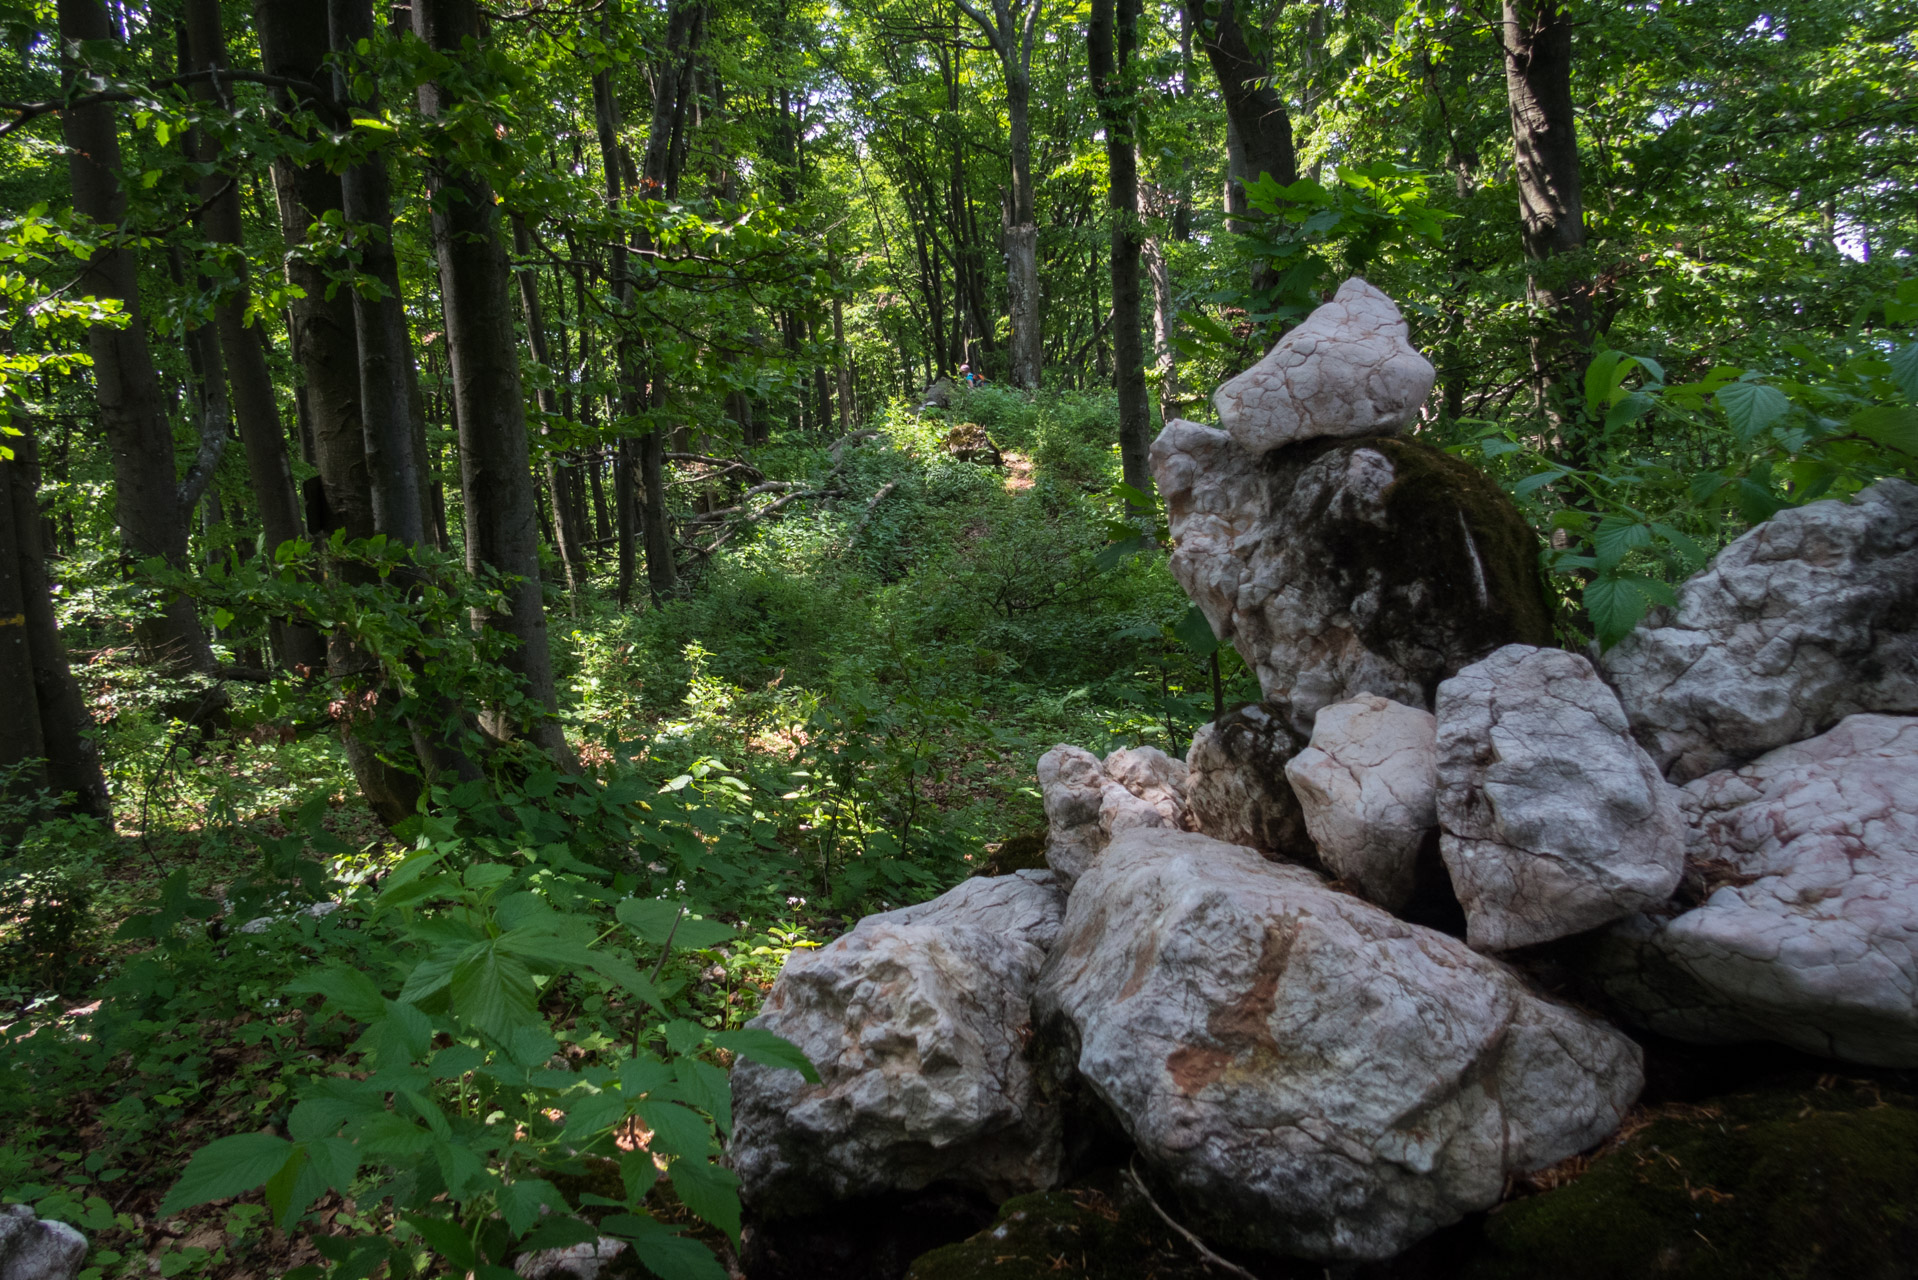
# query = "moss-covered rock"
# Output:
<box><xmin>1466</xmin><ymin>1078</ymin><xmax>1918</xmax><ymax>1280</ymax></box>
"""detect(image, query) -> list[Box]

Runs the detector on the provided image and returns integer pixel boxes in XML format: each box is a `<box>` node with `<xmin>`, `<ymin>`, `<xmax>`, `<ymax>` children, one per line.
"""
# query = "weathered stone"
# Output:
<box><xmin>1037</xmin><ymin>745</ymin><xmax>1106</xmax><ymax>883</ymax></box>
<box><xmin>1039</xmin><ymin>744</ymin><xmax>1189</xmax><ymax>884</ymax></box>
<box><xmin>1603</xmin><ymin>478</ymin><xmax>1918</xmax><ymax>783</ymax></box>
<box><xmin>514</xmin><ymin>1238</ymin><xmax>626</xmax><ymax>1280</ymax></box>
<box><xmin>1211</xmin><ymin>278</ymin><xmax>1435</xmax><ymax>455</ymax></box>
<box><xmin>1435</xmin><ymin>646</ymin><xmax>1685</xmax><ymax>952</ymax></box>
<box><xmin>916</xmin><ymin>377</ymin><xmax>954</xmax><ymax>411</ymax></box>
<box><xmin>1151</xmin><ymin>424</ymin><xmax>1553</xmax><ymax>735</ymax></box>
<box><xmin>732</xmin><ymin>871</ymin><xmax>1069</xmax><ymax>1217</ymax></box>
<box><xmin>1183</xmin><ymin>702</ymin><xmax>1312</xmax><ymax>860</ymax></box>
<box><xmin>1285</xmin><ymin>694</ymin><xmax>1437</xmax><ymax>911</ymax></box>
<box><xmin>945</xmin><ymin>422</ymin><xmax>1003</xmax><ymax>466</ymax></box>
<box><xmin>1589</xmin><ymin>713</ymin><xmax>1918</xmax><ymax>1066</ymax></box>
<box><xmin>1035</xmin><ymin>829</ymin><xmax>1643</xmax><ymax>1262</ymax></box>
<box><xmin>0</xmin><ymin>1206</ymin><xmax>87</xmax><ymax>1280</ymax></box>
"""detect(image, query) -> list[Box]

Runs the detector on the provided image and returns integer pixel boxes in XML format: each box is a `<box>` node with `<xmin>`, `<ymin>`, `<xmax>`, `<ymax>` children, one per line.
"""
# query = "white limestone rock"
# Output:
<box><xmin>1151</xmin><ymin>423</ymin><xmax>1555</xmax><ymax>736</ymax></box>
<box><xmin>1034</xmin><ymin>829</ymin><xmax>1642</xmax><ymax>1261</ymax></box>
<box><xmin>1285</xmin><ymin>694</ymin><xmax>1438</xmax><ymax>911</ymax></box>
<box><xmin>1435</xmin><ymin>646</ymin><xmax>1685</xmax><ymax>951</ymax></box>
<box><xmin>1603</xmin><ymin>478</ymin><xmax>1918</xmax><ymax>783</ymax></box>
<box><xmin>1038</xmin><ymin>744</ymin><xmax>1189</xmax><ymax>884</ymax></box>
<box><xmin>0</xmin><ymin>1206</ymin><xmax>87</xmax><ymax>1280</ymax></box>
<box><xmin>1211</xmin><ymin>278</ymin><xmax>1435</xmax><ymax>455</ymax></box>
<box><xmin>1590</xmin><ymin>713</ymin><xmax>1918</xmax><ymax>1066</ymax></box>
<box><xmin>730</xmin><ymin>871</ymin><xmax>1069</xmax><ymax>1217</ymax></box>
<box><xmin>1183</xmin><ymin>703</ymin><xmax>1313</xmax><ymax>859</ymax></box>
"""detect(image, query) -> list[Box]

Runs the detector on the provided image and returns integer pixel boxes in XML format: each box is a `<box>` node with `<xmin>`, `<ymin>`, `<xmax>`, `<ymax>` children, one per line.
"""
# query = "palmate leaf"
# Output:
<box><xmin>1591</xmin><ymin>515</ymin><xmax>1654</xmax><ymax>571</ymax></box>
<box><xmin>1585</xmin><ymin>573</ymin><xmax>1678</xmax><ymax>650</ymax></box>
<box><xmin>1715</xmin><ymin>380</ymin><xmax>1792</xmax><ymax>443</ymax></box>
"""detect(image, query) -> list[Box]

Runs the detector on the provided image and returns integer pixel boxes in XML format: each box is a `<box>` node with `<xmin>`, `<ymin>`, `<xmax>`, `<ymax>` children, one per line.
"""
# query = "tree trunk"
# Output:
<box><xmin>1144</xmin><ymin>233</ymin><xmax>1179</xmax><ymax>425</ymax></box>
<box><xmin>329</xmin><ymin>0</ymin><xmax>430</xmax><ymax>549</ymax></box>
<box><xmin>1184</xmin><ymin>0</ymin><xmax>1297</xmax><ymax>199</ymax></box>
<box><xmin>0</xmin><ymin>427</ymin><xmax>112</xmax><ymax>826</ymax></box>
<box><xmin>1091</xmin><ymin>0</ymin><xmax>1153</xmax><ymax>503</ymax></box>
<box><xmin>510</xmin><ymin>215</ymin><xmax>588</xmax><ymax>594</ymax></box>
<box><xmin>1502</xmin><ymin>0</ymin><xmax>1593</xmax><ymax>422</ymax></box>
<box><xmin>57</xmin><ymin>0</ymin><xmax>224</xmax><ymax>706</ymax></box>
<box><xmin>182</xmin><ymin>0</ymin><xmax>324</xmax><ymax>673</ymax></box>
<box><xmin>415</xmin><ymin>0</ymin><xmax>575</xmax><ymax>767</ymax></box>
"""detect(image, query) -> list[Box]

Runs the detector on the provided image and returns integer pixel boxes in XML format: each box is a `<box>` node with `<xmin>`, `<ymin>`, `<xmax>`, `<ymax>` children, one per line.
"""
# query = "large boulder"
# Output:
<box><xmin>1210</xmin><ymin>278</ymin><xmax>1435</xmax><ymax>456</ymax></box>
<box><xmin>1182</xmin><ymin>702</ymin><xmax>1312</xmax><ymax>860</ymax></box>
<box><xmin>0</xmin><ymin>1207</ymin><xmax>86</xmax><ymax>1280</ymax></box>
<box><xmin>1034</xmin><ymin>828</ymin><xmax>1643</xmax><ymax>1262</ymax></box>
<box><xmin>1284</xmin><ymin>694</ymin><xmax>1438</xmax><ymax>912</ymax></box>
<box><xmin>1151</xmin><ymin>424</ymin><xmax>1553</xmax><ymax>736</ymax></box>
<box><xmin>1435</xmin><ymin>646</ymin><xmax>1686</xmax><ymax>952</ymax></box>
<box><xmin>731</xmin><ymin>871</ymin><xmax>1069</xmax><ymax>1217</ymax></box>
<box><xmin>1037</xmin><ymin>744</ymin><xmax>1189</xmax><ymax>884</ymax></box>
<box><xmin>1603</xmin><ymin>478</ymin><xmax>1918</xmax><ymax>783</ymax></box>
<box><xmin>1588</xmin><ymin>713</ymin><xmax>1918</xmax><ymax>1067</ymax></box>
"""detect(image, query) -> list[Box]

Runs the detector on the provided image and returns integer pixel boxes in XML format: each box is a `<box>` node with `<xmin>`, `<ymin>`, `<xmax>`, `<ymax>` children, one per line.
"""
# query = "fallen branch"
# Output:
<box><xmin>841</xmin><ymin>480</ymin><xmax>898</xmax><ymax>552</ymax></box>
<box><xmin>694</xmin><ymin>489</ymin><xmax>841</xmax><ymax>557</ymax></box>
<box><xmin>1123</xmin><ymin>1160</ymin><xmax>1259</xmax><ymax>1280</ymax></box>
<box><xmin>666</xmin><ymin>451</ymin><xmax>764</xmax><ymax>481</ymax></box>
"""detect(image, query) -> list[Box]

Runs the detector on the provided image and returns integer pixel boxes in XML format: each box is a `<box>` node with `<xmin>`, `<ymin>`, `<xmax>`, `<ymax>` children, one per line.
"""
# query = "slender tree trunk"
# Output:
<box><xmin>1</xmin><ymin>427</ymin><xmax>112</xmax><ymax>825</ymax></box>
<box><xmin>1144</xmin><ymin>233</ymin><xmax>1179</xmax><ymax>425</ymax></box>
<box><xmin>415</xmin><ymin>0</ymin><xmax>575</xmax><ymax>766</ymax></box>
<box><xmin>182</xmin><ymin>0</ymin><xmax>323</xmax><ymax>674</ymax></box>
<box><xmin>329</xmin><ymin>0</ymin><xmax>429</xmax><ymax>549</ymax></box>
<box><xmin>1091</xmin><ymin>0</ymin><xmax>1152</xmax><ymax>502</ymax></box>
<box><xmin>57</xmin><ymin>0</ymin><xmax>225</xmax><ymax>706</ymax></box>
<box><xmin>511</xmin><ymin>215</ymin><xmax>588</xmax><ymax>594</ymax></box>
<box><xmin>592</xmin><ymin>56</ymin><xmax>645</xmax><ymax>606</ymax></box>
<box><xmin>1003</xmin><ymin>64</ymin><xmax>1041</xmax><ymax>388</ymax></box>
<box><xmin>1502</xmin><ymin>0</ymin><xmax>1593</xmax><ymax>424</ymax></box>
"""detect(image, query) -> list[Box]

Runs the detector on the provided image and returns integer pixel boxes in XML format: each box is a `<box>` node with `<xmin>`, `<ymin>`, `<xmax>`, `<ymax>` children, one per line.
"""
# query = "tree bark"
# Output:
<box><xmin>181</xmin><ymin>0</ymin><xmax>323</xmax><ymax>674</ymax></box>
<box><xmin>1184</xmin><ymin>0</ymin><xmax>1297</xmax><ymax>201</ymax></box>
<box><xmin>414</xmin><ymin>0</ymin><xmax>575</xmax><ymax>767</ymax></box>
<box><xmin>511</xmin><ymin>214</ymin><xmax>588</xmax><ymax>594</ymax></box>
<box><xmin>1</xmin><ymin>428</ymin><xmax>113</xmax><ymax>826</ymax></box>
<box><xmin>1501</xmin><ymin>0</ymin><xmax>1593</xmax><ymax>420</ymax></box>
<box><xmin>57</xmin><ymin>0</ymin><xmax>225</xmax><ymax>705</ymax></box>
<box><xmin>1144</xmin><ymin>232</ymin><xmax>1179</xmax><ymax>425</ymax></box>
<box><xmin>1091</xmin><ymin>0</ymin><xmax>1153</xmax><ymax>503</ymax></box>
<box><xmin>956</xmin><ymin>0</ymin><xmax>1042</xmax><ymax>389</ymax></box>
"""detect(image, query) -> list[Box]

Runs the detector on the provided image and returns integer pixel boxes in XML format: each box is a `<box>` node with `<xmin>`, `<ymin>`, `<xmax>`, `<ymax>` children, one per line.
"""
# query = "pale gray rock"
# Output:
<box><xmin>1603</xmin><ymin>479</ymin><xmax>1918</xmax><ymax>783</ymax></box>
<box><xmin>1035</xmin><ymin>829</ymin><xmax>1642</xmax><ymax>1261</ymax></box>
<box><xmin>1590</xmin><ymin>714</ymin><xmax>1918</xmax><ymax>1066</ymax></box>
<box><xmin>1211</xmin><ymin>279</ymin><xmax>1436</xmax><ymax>455</ymax></box>
<box><xmin>731</xmin><ymin>871</ymin><xmax>1068</xmax><ymax>1216</ymax></box>
<box><xmin>1039</xmin><ymin>744</ymin><xmax>1190</xmax><ymax>883</ymax></box>
<box><xmin>1285</xmin><ymin>694</ymin><xmax>1438</xmax><ymax>910</ymax></box>
<box><xmin>515</xmin><ymin>1238</ymin><xmax>626</xmax><ymax>1280</ymax></box>
<box><xmin>0</xmin><ymin>1205</ymin><xmax>87</xmax><ymax>1280</ymax></box>
<box><xmin>1183</xmin><ymin>702</ymin><xmax>1312</xmax><ymax>859</ymax></box>
<box><xmin>1152</xmin><ymin>426</ymin><xmax>1554</xmax><ymax>735</ymax></box>
<box><xmin>1436</xmin><ymin>646</ymin><xmax>1685</xmax><ymax>951</ymax></box>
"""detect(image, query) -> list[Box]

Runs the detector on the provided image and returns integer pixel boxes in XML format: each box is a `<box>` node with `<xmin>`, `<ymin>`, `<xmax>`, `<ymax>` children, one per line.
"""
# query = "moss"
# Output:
<box><xmin>1262</xmin><ymin>437</ymin><xmax>1555</xmax><ymax>702</ymax></box>
<box><xmin>903</xmin><ymin>1177</ymin><xmax>1228</xmax><ymax>1280</ymax></box>
<box><xmin>1466</xmin><ymin>1079</ymin><xmax>1918</xmax><ymax>1280</ymax></box>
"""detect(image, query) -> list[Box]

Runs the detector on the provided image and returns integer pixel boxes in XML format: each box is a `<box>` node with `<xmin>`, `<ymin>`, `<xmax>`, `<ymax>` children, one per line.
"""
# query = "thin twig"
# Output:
<box><xmin>1124</xmin><ymin>1160</ymin><xmax>1259</xmax><ymax>1280</ymax></box>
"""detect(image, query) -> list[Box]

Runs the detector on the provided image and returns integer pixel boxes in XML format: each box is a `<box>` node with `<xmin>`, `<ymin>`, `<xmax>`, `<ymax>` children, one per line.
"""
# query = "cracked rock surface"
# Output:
<box><xmin>1210</xmin><ymin>278</ymin><xmax>1435</xmax><ymax>455</ymax></box>
<box><xmin>1436</xmin><ymin>646</ymin><xmax>1685</xmax><ymax>952</ymax></box>
<box><xmin>1037</xmin><ymin>744</ymin><xmax>1189</xmax><ymax>884</ymax></box>
<box><xmin>1603</xmin><ymin>478</ymin><xmax>1918</xmax><ymax>783</ymax></box>
<box><xmin>0</xmin><ymin>1206</ymin><xmax>87</xmax><ymax>1280</ymax></box>
<box><xmin>731</xmin><ymin>871</ymin><xmax>1069</xmax><ymax>1217</ymax></box>
<box><xmin>1034</xmin><ymin>828</ymin><xmax>1643</xmax><ymax>1262</ymax></box>
<box><xmin>1152</xmin><ymin>424</ymin><xmax>1553</xmax><ymax>735</ymax></box>
<box><xmin>1285</xmin><ymin>694</ymin><xmax>1438</xmax><ymax>911</ymax></box>
<box><xmin>1589</xmin><ymin>713</ymin><xmax>1918</xmax><ymax>1066</ymax></box>
<box><xmin>1184</xmin><ymin>702</ymin><xmax>1313</xmax><ymax>860</ymax></box>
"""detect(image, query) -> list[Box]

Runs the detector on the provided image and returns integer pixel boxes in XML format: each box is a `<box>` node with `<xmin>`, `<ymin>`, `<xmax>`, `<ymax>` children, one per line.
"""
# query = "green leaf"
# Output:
<box><xmin>1850</xmin><ymin>404</ymin><xmax>1918</xmax><ymax>456</ymax></box>
<box><xmin>1889</xmin><ymin>342</ymin><xmax>1918</xmax><ymax>401</ymax></box>
<box><xmin>598</xmin><ymin>1215</ymin><xmax>727</xmax><ymax>1280</ymax></box>
<box><xmin>403</xmin><ymin>1213</ymin><xmax>476</xmax><ymax>1272</ymax></box>
<box><xmin>1512</xmin><ymin>469</ymin><xmax>1568</xmax><ymax>498</ymax></box>
<box><xmin>157</xmin><ymin>1133</ymin><xmax>298</xmax><ymax>1218</ymax></box>
<box><xmin>667</xmin><ymin>1158</ymin><xmax>741</xmax><ymax>1245</ymax></box>
<box><xmin>633</xmin><ymin>1099</ymin><xmax>714</xmax><ymax>1162</ymax></box>
<box><xmin>285</xmin><ymin>967</ymin><xmax>387</xmax><ymax>1022</ymax></box>
<box><xmin>1716</xmin><ymin>380</ymin><xmax>1792</xmax><ymax>443</ymax></box>
<box><xmin>1591</xmin><ymin>516</ymin><xmax>1654</xmax><ymax>571</ymax></box>
<box><xmin>1172</xmin><ymin>605</ymin><xmax>1220</xmax><ymax>657</ymax></box>
<box><xmin>499</xmin><ymin>1180</ymin><xmax>569</xmax><ymax>1236</ymax></box>
<box><xmin>448</xmin><ymin>943</ymin><xmax>537</xmax><ymax>1040</ymax></box>
<box><xmin>1584</xmin><ymin>573</ymin><xmax>1677</xmax><ymax>650</ymax></box>
<box><xmin>710</xmin><ymin>1028</ymin><xmax>818</xmax><ymax>1082</ymax></box>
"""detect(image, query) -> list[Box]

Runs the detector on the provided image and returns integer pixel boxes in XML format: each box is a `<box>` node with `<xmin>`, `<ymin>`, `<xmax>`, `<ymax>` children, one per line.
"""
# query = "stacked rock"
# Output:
<box><xmin>730</xmin><ymin>278</ymin><xmax>1918</xmax><ymax>1269</ymax></box>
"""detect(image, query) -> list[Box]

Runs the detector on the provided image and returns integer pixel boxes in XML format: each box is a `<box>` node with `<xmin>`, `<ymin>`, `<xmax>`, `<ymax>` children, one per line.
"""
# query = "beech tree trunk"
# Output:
<box><xmin>1184</xmin><ymin>0</ymin><xmax>1298</xmax><ymax>200</ymax></box>
<box><xmin>183</xmin><ymin>0</ymin><xmax>325</xmax><ymax>675</ymax></box>
<box><xmin>415</xmin><ymin>0</ymin><xmax>576</xmax><ymax>768</ymax></box>
<box><xmin>1091</xmin><ymin>0</ymin><xmax>1153</xmax><ymax>503</ymax></box>
<box><xmin>1502</xmin><ymin>0</ymin><xmax>1594</xmax><ymax>421</ymax></box>
<box><xmin>1</xmin><ymin>428</ymin><xmax>111</xmax><ymax>825</ymax></box>
<box><xmin>1144</xmin><ymin>233</ymin><xmax>1180</xmax><ymax>425</ymax></box>
<box><xmin>57</xmin><ymin>0</ymin><xmax>224</xmax><ymax>706</ymax></box>
<box><xmin>511</xmin><ymin>214</ymin><xmax>589</xmax><ymax>593</ymax></box>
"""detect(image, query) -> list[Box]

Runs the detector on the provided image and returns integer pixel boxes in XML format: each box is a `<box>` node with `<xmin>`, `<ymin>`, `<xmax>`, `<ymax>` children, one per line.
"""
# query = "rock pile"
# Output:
<box><xmin>731</xmin><ymin>279</ymin><xmax>1918</xmax><ymax>1270</ymax></box>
